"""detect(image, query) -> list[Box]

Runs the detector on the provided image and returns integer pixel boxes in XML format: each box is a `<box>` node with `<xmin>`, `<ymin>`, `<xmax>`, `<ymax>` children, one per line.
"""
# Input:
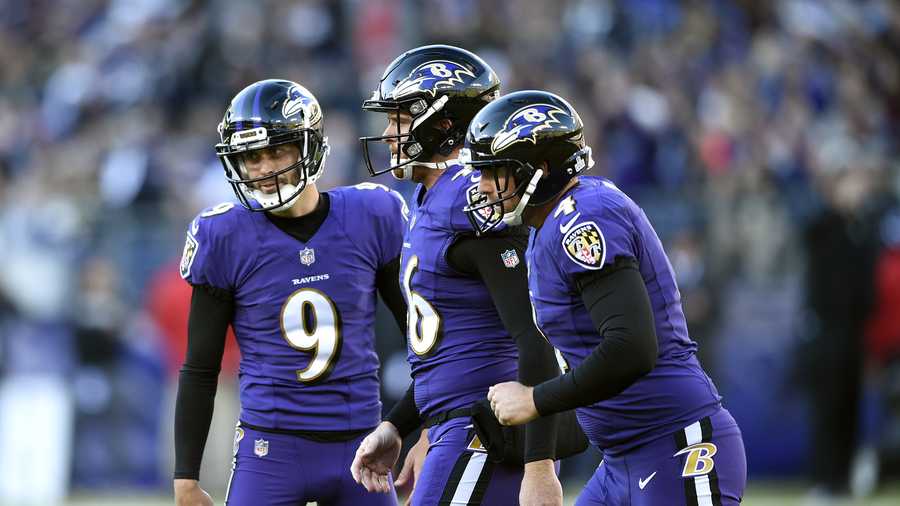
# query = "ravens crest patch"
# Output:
<box><xmin>466</xmin><ymin>183</ymin><xmax>493</xmax><ymax>225</ymax></box>
<box><xmin>561</xmin><ymin>221</ymin><xmax>606</xmax><ymax>269</ymax></box>
<box><xmin>180</xmin><ymin>232</ymin><xmax>199</xmax><ymax>279</ymax></box>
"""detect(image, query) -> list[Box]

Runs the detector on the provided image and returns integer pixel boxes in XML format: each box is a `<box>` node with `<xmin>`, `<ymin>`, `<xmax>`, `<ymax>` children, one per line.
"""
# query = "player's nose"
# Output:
<box><xmin>258</xmin><ymin>154</ymin><xmax>279</xmax><ymax>175</ymax></box>
<box><xmin>381</xmin><ymin>122</ymin><xmax>393</xmax><ymax>138</ymax></box>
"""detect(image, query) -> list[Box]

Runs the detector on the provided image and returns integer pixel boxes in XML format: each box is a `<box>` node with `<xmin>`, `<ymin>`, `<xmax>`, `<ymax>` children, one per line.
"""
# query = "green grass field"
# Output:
<box><xmin>47</xmin><ymin>482</ymin><xmax>900</xmax><ymax>506</ymax></box>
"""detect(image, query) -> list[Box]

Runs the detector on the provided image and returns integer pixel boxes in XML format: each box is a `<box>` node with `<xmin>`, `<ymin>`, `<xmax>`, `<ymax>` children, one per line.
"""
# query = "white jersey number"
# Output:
<box><xmin>402</xmin><ymin>255</ymin><xmax>442</xmax><ymax>355</ymax></box>
<box><xmin>281</xmin><ymin>288</ymin><xmax>341</xmax><ymax>382</ymax></box>
<box><xmin>354</xmin><ymin>182</ymin><xmax>410</xmax><ymax>221</ymax></box>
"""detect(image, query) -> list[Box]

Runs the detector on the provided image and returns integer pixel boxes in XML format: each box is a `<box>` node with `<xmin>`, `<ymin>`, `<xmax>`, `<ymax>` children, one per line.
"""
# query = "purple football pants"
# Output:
<box><xmin>412</xmin><ymin>417</ymin><xmax>524</xmax><ymax>505</ymax></box>
<box><xmin>577</xmin><ymin>408</ymin><xmax>747</xmax><ymax>506</ymax></box>
<box><xmin>225</xmin><ymin>424</ymin><xmax>397</xmax><ymax>506</ymax></box>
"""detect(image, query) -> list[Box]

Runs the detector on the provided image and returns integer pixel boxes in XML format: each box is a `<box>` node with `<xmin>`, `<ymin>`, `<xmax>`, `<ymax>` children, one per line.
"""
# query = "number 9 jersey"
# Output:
<box><xmin>180</xmin><ymin>184</ymin><xmax>408</xmax><ymax>432</ymax></box>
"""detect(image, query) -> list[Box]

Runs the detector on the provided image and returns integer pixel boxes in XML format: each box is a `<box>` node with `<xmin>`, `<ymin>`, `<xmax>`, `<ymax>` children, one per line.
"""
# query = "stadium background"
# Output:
<box><xmin>1</xmin><ymin>0</ymin><xmax>899</xmax><ymax>504</ymax></box>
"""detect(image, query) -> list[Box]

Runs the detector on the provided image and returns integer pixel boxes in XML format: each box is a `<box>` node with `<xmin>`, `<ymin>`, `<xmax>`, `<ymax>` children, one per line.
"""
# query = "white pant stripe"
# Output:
<box><xmin>685</xmin><ymin>421</ymin><xmax>703</xmax><ymax>446</ymax></box>
<box><xmin>223</xmin><ymin>456</ymin><xmax>237</xmax><ymax>505</ymax></box>
<box><xmin>449</xmin><ymin>452</ymin><xmax>488</xmax><ymax>505</ymax></box>
<box><xmin>694</xmin><ymin>474</ymin><xmax>714</xmax><ymax>506</ymax></box>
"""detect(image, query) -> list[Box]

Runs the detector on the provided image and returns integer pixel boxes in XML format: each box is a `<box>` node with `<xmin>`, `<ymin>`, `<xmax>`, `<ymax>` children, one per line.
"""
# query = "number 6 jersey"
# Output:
<box><xmin>180</xmin><ymin>184</ymin><xmax>407</xmax><ymax>432</ymax></box>
<box><xmin>401</xmin><ymin>166</ymin><xmax>519</xmax><ymax>418</ymax></box>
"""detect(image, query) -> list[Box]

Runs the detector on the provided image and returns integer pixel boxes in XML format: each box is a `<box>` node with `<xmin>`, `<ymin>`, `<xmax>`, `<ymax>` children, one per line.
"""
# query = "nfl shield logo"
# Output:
<box><xmin>254</xmin><ymin>438</ymin><xmax>269</xmax><ymax>457</ymax></box>
<box><xmin>299</xmin><ymin>247</ymin><xmax>315</xmax><ymax>266</ymax></box>
<box><xmin>501</xmin><ymin>249</ymin><xmax>520</xmax><ymax>268</ymax></box>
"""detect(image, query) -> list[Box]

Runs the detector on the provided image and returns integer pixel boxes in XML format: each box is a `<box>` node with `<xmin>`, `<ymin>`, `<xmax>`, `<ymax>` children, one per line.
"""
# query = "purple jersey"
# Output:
<box><xmin>180</xmin><ymin>183</ymin><xmax>408</xmax><ymax>432</ymax></box>
<box><xmin>527</xmin><ymin>176</ymin><xmax>721</xmax><ymax>455</ymax></box>
<box><xmin>401</xmin><ymin>166</ymin><xmax>518</xmax><ymax>417</ymax></box>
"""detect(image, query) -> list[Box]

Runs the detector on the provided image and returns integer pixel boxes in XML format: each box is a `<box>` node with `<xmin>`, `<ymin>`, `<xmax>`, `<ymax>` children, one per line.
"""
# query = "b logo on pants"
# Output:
<box><xmin>674</xmin><ymin>442</ymin><xmax>717</xmax><ymax>477</ymax></box>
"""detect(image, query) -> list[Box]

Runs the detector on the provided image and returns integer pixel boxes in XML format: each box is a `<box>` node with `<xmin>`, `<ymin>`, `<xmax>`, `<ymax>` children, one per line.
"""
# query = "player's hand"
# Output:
<box><xmin>174</xmin><ymin>479</ymin><xmax>214</xmax><ymax>506</ymax></box>
<box><xmin>395</xmin><ymin>428</ymin><xmax>429</xmax><ymax>504</ymax></box>
<box><xmin>487</xmin><ymin>381</ymin><xmax>539</xmax><ymax>426</ymax></box>
<box><xmin>350</xmin><ymin>421</ymin><xmax>402</xmax><ymax>493</ymax></box>
<box><xmin>520</xmin><ymin>460</ymin><xmax>563</xmax><ymax>506</ymax></box>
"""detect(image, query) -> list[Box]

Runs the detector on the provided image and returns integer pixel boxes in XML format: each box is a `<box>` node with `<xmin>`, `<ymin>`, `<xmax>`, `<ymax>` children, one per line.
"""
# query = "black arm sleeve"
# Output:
<box><xmin>173</xmin><ymin>284</ymin><xmax>234</xmax><ymax>480</ymax></box>
<box><xmin>384</xmin><ymin>382</ymin><xmax>421</xmax><ymax>438</ymax></box>
<box><xmin>532</xmin><ymin>259</ymin><xmax>658</xmax><ymax>416</ymax></box>
<box><xmin>448</xmin><ymin>233</ymin><xmax>560</xmax><ymax>463</ymax></box>
<box><xmin>376</xmin><ymin>255</ymin><xmax>407</xmax><ymax>335</ymax></box>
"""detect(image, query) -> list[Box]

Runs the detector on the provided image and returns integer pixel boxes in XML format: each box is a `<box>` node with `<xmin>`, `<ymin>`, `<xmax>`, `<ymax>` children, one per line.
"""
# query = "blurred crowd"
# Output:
<box><xmin>1</xmin><ymin>0</ymin><xmax>899</xmax><ymax>503</ymax></box>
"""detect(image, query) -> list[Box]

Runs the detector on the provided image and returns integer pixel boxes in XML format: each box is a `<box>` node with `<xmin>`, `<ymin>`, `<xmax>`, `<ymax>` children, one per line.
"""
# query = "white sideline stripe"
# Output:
<box><xmin>685</xmin><ymin>421</ymin><xmax>702</xmax><ymax>446</ymax></box>
<box><xmin>694</xmin><ymin>474</ymin><xmax>714</xmax><ymax>506</ymax></box>
<box><xmin>224</xmin><ymin>457</ymin><xmax>237</xmax><ymax>505</ymax></box>
<box><xmin>449</xmin><ymin>452</ymin><xmax>488</xmax><ymax>505</ymax></box>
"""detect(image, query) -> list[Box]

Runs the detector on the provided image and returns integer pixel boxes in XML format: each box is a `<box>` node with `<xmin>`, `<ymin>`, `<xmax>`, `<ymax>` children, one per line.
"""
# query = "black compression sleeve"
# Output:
<box><xmin>376</xmin><ymin>255</ymin><xmax>407</xmax><ymax>335</ymax></box>
<box><xmin>532</xmin><ymin>260</ymin><xmax>658</xmax><ymax>416</ymax></box>
<box><xmin>384</xmin><ymin>382</ymin><xmax>421</xmax><ymax>438</ymax></box>
<box><xmin>173</xmin><ymin>284</ymin><xmax>234</xmax><ymax>480</ymax></box>
<box><xmin>448</xmin><ymin>233</ymin><xmax>560</xmax><ymax>463</ymax></box>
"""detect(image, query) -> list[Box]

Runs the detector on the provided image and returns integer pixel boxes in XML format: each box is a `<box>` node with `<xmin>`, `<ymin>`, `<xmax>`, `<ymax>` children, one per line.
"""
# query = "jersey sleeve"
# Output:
<box><xmin>350</xmin><ymin>183</ymin><xmax>409</xmax><ymax>267</ymax></box>
<box><xmin>450</xmin><ymin>172</ymin><xmax>482</xmax><ymax>233</ymax></box>
<box><xmin>179</xmin><ymin>202</ymin><xmax>244</xmax><ymax>291</ymax></box>
<box><xmin>554</xmin><ymin>201</ymin><xmax>637</xmax><ymax>279</ymax></box>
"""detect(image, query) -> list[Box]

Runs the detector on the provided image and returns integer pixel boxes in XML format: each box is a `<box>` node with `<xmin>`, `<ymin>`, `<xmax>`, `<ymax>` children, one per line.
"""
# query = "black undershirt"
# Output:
<box><xmin>173</xmin><ymin>193</ymin><xmax>408</xmax><ymax>480</ymax></box>
<box><xmin>531</xmin><ymin>257</ymin><xmax>659</xmax><ymax>416</ymax></box>
<box><xmin>173</xmin><ymin>283</ymin><xmax>233</xmax><ymax>480</ymax></box>
<box><xmin>386</xmin><ymin>227</ymin><xmax>561</xmax><ymax>463</ymax></box>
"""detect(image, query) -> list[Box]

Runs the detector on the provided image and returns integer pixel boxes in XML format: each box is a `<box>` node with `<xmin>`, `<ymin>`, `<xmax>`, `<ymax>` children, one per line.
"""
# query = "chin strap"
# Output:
<box><xmin>410</xmin><ymin>96</ymin><xmax>449</xmax><ymax>131</ymax></box>
<box><xmin>502</xmin><ymin>169</ymin><xmax>544</xmax><ymax>226</ymax></box>
<box><xmin>408</xmin><ymin>158</ymin><xmax>459</xmax><ymax>170</ymax></box>
<box><xmin>389</xmin><ymin>95</ymin><xmax>454</xmax><ymax>180</ymax></box>
<box><xmin>247</xmin><ymin>183</ymin><xmax>302</xmax><ymax>212</ymax></box>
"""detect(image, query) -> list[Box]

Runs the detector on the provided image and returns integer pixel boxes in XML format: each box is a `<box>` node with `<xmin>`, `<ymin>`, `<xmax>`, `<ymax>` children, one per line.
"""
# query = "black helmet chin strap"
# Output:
<box><xmin>501</xmin><ymin>168</ymin><xmax>544</xmax><ymax>227</ymax></box>
<box><xmin>407</xmin><ymin>95</ymin><xmax>457</xmax><ymax>159</ymax></box>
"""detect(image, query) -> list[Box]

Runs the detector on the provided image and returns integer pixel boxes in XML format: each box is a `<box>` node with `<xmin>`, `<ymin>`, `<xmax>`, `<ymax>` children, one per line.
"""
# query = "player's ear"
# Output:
<box><xmin>436</xmin><ymin>118</ymin><xmax>453</xmax><ymax>132</ymax></box>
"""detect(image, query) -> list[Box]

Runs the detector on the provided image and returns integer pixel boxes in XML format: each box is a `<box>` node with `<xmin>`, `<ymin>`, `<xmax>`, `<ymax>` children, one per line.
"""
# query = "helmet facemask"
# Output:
<box><xmin>463</xmin><ymin>146</ymin><xmax>594</xmax><ymax>235</ymax></box>
<box><xmin>217</xmin><ymin>126</ymin><xmax>330</xmax><ymax>212</ymax></box>
<box><xmin>462</xmin><ymin>157</ymin><xmax>542</xmax><ymax>234</ymax></box>
<box><xmin>360</xmin><ymin>95</ymin><xmax>462</xmax><ymax>180</ymax></box>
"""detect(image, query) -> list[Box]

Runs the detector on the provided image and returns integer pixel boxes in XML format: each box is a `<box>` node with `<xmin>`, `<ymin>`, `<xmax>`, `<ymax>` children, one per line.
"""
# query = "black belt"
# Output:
<box><xmin>239</xmin><ymin>421</ymin><xmax>370</xmax><ymax>442</ymax></box>
<box><xmin>423</xmin><ymin>407</ymin><xmax>473</xmax><ymax>428</ymax></box>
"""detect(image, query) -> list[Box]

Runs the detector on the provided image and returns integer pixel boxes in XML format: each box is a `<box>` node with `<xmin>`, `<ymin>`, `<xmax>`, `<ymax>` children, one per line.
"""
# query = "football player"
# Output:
<box><xmin>468</xmin><ymin>90</ymin><xmax>748</xmax><ymax>505</ymax></box>
<box><xmin>350</xmin><ymin>46</ymin><xmax>566</xmax><ymax>505</ymax></box>
<box><xmin>173</xmin><ymin>79</ymin><xmax>408</xmax><ymax>506</ymax></box>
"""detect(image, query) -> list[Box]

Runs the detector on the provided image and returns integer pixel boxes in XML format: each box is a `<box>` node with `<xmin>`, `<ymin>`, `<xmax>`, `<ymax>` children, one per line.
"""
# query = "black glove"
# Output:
<box><xmin>470</xmin><ymin>398</ymin><xmax>589</xmax><ymax>465</ymax></box>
